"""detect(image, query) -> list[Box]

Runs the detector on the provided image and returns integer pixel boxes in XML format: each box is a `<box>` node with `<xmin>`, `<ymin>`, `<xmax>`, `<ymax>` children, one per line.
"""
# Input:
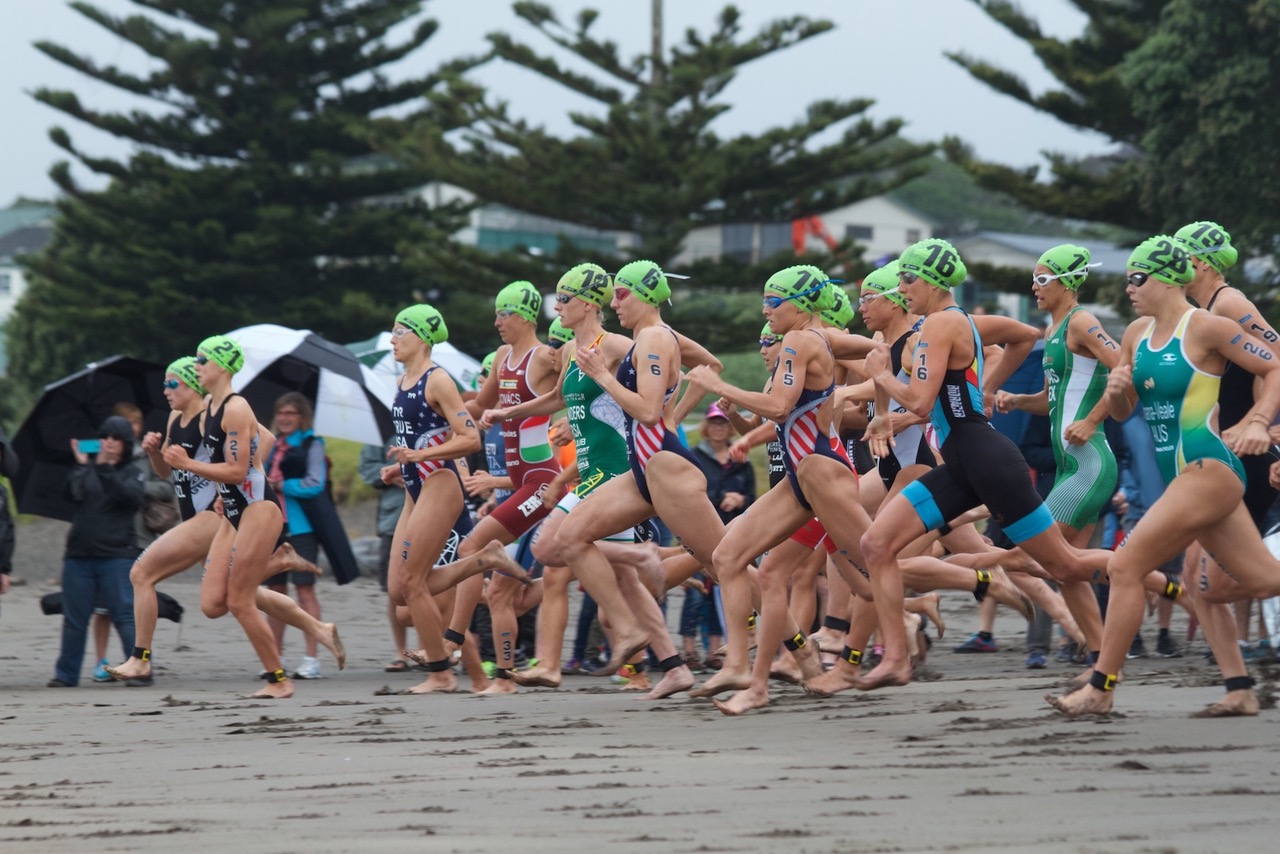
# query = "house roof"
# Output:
<box><xmin>956</xmin><ymin>230</ymin><xmax>1133</xmax><ymax>275</ymax></box>
<box><xmin>0</xmin><ymin>224</ymin><xmax>53</xmax><ymax>261</ymax></box>
<box><xmin>0</xmin><ymin>205</ymin><xmax>56</xmax><ymax>240</ymax></box>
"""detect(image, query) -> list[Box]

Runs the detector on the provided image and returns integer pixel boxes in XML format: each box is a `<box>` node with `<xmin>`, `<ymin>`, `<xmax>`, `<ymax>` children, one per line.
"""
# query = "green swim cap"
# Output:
<box><xmin>1128</xmin><ymin>235</ymin><xmax>1195</xmax><ymax>287</ymax></box>
<box><xmin>764</xmin><ymin>265</ymin><xmax>836</xmax><ymax>313</ymax></box>
<box><xmin>1036</xmin><ymin>244</ymin><xmax>1093</xmax><ymax>291</ymax></box>
<box><xmin>860</xmin><ymin>262</ymin><xmax>909</xmax><ymax>310</ymax></box>
<box><xmin>820</xmin><ymin>285</ymin><xmax>856</xmax><ymax>328</ymax></box>
<box><xmin>495</xmin><ymin>280</ymin><xmax>542</xmax><ymax>323</ymax></box>
<box><xmin>614</xmin><ymin>260</ymin><xmax>671</xmax><ymax>305</ymax></box>
<box><xmin>1174</xmin><ymin>221</ymin><xmax>1238</xmax><ymax>274</ymax></box>
<box><xmin>166</xmin><ymin>356</ymin><xmax>206</xmax><ymax>396</ymax></box>
<box><xmin>547</xmin><ymin>317</ymin><xmax>574</xmax><ymax>348</ymax></box>
<box><xmin>395</xmin><ymin>303</ymin><xmax>448</xmax><ymax>345</ymax></box>
<box><xmin>197</xmin><ymin>335</ymin><xmax>244</xmax><ymax>375</ymax></box>
<box><xmin>556</xmin><ymin>262</ymin><xmax>613</xmax><ymax>307</ymax></box>
<box><xmin>898</xmin><ymin>239</ymin><xmax>967</xmax><ymax>290</ymax></box>
<box><xmin>759</xmin><ymin>322</ymin><xmax>781</xmax><ymax>344</ymax></box>
<box><xmin>481</xmin><ymin>351</ymin><xmax>496</xmax><ymax>375</ymax></box>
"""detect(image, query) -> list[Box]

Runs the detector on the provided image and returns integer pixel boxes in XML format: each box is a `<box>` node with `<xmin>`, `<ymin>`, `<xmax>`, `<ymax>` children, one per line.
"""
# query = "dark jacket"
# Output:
<box><xmin>692</xmin><ymin>441</ymin><xmax>756</xmax><ymax>525</ymax></box>
<box><xmin>64</xmin><ymin>459</ymin><xmax>147</xmax><ymax>559</ymax></box>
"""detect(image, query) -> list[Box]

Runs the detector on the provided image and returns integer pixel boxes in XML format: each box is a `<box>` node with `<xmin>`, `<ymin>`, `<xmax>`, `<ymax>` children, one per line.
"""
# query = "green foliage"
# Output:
<box><xmin>10</xmin><ymin>0</ymin><xmax>486</xmax><ymax>389</ymax></box>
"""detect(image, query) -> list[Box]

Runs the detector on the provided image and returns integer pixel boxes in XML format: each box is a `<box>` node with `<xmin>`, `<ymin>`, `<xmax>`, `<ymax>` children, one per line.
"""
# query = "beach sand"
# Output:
<box><xmin>3</xmin><ymin>528</ymin><xmax>1279</xmax><ymax>853</ymax></box>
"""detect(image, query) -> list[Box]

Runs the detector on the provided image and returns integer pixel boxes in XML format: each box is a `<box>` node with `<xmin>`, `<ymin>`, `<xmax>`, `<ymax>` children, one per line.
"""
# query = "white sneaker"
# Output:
<box><xmin>293</xmin><ymin>656</ymin><xmax>322</xmax><ymax>679</ymax></box>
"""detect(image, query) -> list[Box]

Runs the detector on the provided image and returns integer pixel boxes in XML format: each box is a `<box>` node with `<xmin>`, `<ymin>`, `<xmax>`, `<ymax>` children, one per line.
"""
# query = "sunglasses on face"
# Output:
<box><xmin>758</xmin><ymin>338</ymin><xmax>780</xmax><ymax>348</ymax></box>
<box><xmin>495</xmin><ymin>310</ymin><xmax>517</xmax><ymax>319</ymax></box>
<box><xmin>1127</xmin><ymin>272</ymin><xmax>1152</xmax><ymax>287</ymax></box>
<box><xmin>549</xmin><ymin>339</ymin><xmax>566</xmax><ymax>350</ymax></box>
<box><xmin>554</xmin><ymin>293</ymin><xmax>575</xmax><ymax>304</ymax></box>
<box><xmin>762</xmin><ymin>282</ymin><xmax>825</xmax><ymax>310</ymax></box>
<box><xmin>898</xmin><ymin>271</ymin><xmax>920</xmax><ymax>285</ymax></box>
<box><xmin>162</xmin><ymin>379</ymin><xmax>181</xmax><ymax>390</ymax></box>
<box><xmin>195</xmin><ymin>354</ymin><xmax>209</xmax><ymax>364</ymax></box>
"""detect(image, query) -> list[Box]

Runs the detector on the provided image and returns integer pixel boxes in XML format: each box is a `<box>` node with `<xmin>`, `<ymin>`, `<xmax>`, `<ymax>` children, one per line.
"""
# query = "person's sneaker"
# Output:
<box><xmin>1025</xmin><ymin>651</ymin><xmax>1048</xmax><ymax>669</ymax></box>
<box><xmin>1126</xmin><ymin>636</ymin><xmax>1148</xmax><ymax>659</ymax></box>
<box><xmin>92</xmin><ymin>658</ymin><xmax>112</xmax><ymax>682</ymax></box>
<box><xmin>292</xmin><ymin>656</ymin><xmax>322</xmax><ymax>679</ymax></box>
<box><xmin>481</xmin><ymin>660</ymin><xmax>497</xmax><ymax>679</ymax></box>
<box><xmin>1155</xmin><ymin>634</ymin><xmax>1182</xmax><ymax>658</ymax></box>
<box><xmin>561</xmin><ymin>658</ymin><xmax>583</xmax><ymax>675</ymax></box>
<box><xmin>953</xmin><ymin>633</ymin><xmax>997</xmax><ymax>653</ymax></box>
<box><xmin>47</xmin><ymin>678</ymin><xmax>74</xmax><ymax>688</ymax></box>
<box><xmin>1054</xmin><ymin>642</ymin><xmax>1078</xmax><ymax>663</ymax></box>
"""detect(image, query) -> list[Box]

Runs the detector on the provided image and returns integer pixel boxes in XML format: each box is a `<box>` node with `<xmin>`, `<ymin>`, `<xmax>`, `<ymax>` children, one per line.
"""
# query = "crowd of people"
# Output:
<box><xmin>30</xmin><ymin>219</ymin><xmax>1280</xmax><ymax>718</ymax></box>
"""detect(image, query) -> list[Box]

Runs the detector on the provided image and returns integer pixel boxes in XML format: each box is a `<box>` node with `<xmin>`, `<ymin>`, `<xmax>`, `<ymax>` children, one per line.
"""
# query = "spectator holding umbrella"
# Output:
<box><xmin>48</xmin><ymin>416</ymin><xmax>146</xmax><ymax>687</ymax></box>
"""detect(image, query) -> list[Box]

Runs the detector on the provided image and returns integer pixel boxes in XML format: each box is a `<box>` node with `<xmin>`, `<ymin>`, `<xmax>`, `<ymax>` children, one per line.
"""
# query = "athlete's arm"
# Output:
<box><xmin>997</xmin><ymin>379</ymin><xmax>1050</xmax><ymax>416</ymax></box>
<box><xmin>529</xmin><ymin>343</ymin><xmax>561</xmax><ymax>394</ymax></box>
<box><xmin>686</xmin><ymin>330</ymin><xmax>812</xmax><ymax>423</ymax></box>
<box><xmin>1213</xmin><ymin>288</ymin><xmax>1280</xmax><ymax>347</ymax></box>
<box><xmin>973</xmin><ymin>315</ymin><xmax>1039</xmax><ymax>400</ymax></box>
<box><xmin>1202</xmin><ymin>312</ymin><xmax>1280</xmax><ymax>456</ymax></box>
<box><xmin>576</xmin><ymin>325</ymin><xmax>673</xmax><ymax>427</ymax></box>
<box><xmin>674</xmin><ymin>330</ymin><xmax>723</xmax><ymax>373</ymax></box>
<box><xmin>466</xmin><ymin>345</ymin><xmax>509</xmax><ymax>418</ymax></box>
<box><xmin>1103</xmin><ymin>322</ymin><xmax>1144</xmax><ymax>422</ymax></box>
<box><xmin>145</xmin><ymin>412</ymin><xmax>179</xmax><ymax>478</ymax></box>
<box><xmin>167</xmin><ymin>398</ymin><xmax>255</xmax><ymax>485</ymax></box>
<box><xmin>1061</xmin><ymin>309</ymin><xmax>1122</xmax><ymax>444</ymax></box>
<box><xmin>823</xmin><ymin>328</ymin><xmax>877</xmax><ymax>360</ymax></box>
<box><xmin>867</xmin><ymin>311</ymin><xmax>963</xmax><ymax>418</ymax></box>
<box><xmin>409</xmin><ymin>370</ymin><xmax>483</xmax><ymax>462</ymax></box>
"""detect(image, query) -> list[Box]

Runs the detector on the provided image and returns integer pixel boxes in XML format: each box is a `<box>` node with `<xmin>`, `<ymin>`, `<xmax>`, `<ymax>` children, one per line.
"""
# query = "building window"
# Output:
<box><xmin>759</xmin><ymin>223</ymin><xmax>792</xmax><ymax>259</ymax></box>
<box><xmin>722</xmin><ymin>223</ymin><xmax>754</xmax><ymax>263</ymax></box>
<box><xmin>845</xmin><ymin>224</ymin><xmax>873</xmax><ymax>241</ymax></box>
<box><xmin>0</xmin><ymin>273</ymin><xmax>10</xmax><ymax>295</ymax></box>
<box><xmin>905</xmin><ymin>228</ymin><xmax>922</xmax><ymax>243</ymax></box>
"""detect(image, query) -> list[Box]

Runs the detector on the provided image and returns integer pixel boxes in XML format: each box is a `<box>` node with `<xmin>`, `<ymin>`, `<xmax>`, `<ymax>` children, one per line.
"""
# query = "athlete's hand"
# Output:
<box><xmin>1063</xmin><ymin>419</ymin><xmax>1096</xmax><ymax>446</ymax></box>
<box><xmin>480</xmin><ymin>408</ymin><xmax>508</xmax><ymax>429</ymax></box>
<box><xmin>1224</xmin><ymin>419</ymin><xmax>1271</xmax><ymax>457</ymax></box>
<box><xmin>728</xmin><ymin>438</ymin><xmax>751</xmax><ymax>463</ymax></box>
<box><xmin>379</xmin><ymin>464</ymin><xmax>403</xmax><ymax>486</ymax></box>
<box><xmin>463</xmin><ymin>471</ymin><xmax>500</xmax><ymax>496</ymax></box>
<box><xmin>864</xmin><ymin>412</ymin><xmax>894</xmax><ymax>459</ymax></box>
<box><xmin>1104</xmin><ymin>363</ymin><xmax>1133</xmax><ymax>399</ymax></box>
<box><xmin>541</xmin><ymin>478</ymin><xmax>568</xmax><ymax>508</ymax></box>
<box><xmin>162</xmin><ymin>444</ymin><xmax>192</xmax><ymax>470</ymax></box>
<box><xmin>387</xmin><ymin>446</ymin><xmax>424</xmax><ymax>465</ymax></box>
<box><xmin>719</xmin><ymin>491</ymin><xmax>746</xmax><ymax>513</ymax></box>
<box><xmin>141</xmin><ymin>431</ymin><xmax>164</xmax><ymax>454</ymax></box>
<box><xmin>574</xmin><ymin>345</ymin><xmax>607</xmax><ymax>382</ymax></box>
<box><xmin>549</xmin><ymin>417</ymin><xmax>573</xmax><ymax>447</ymax></box>
<box><xmin>685</xmin><ymin>364</ymin><xmax>723</xmax><ymax>395</ymax></box>
<box><xmin>863</xmin><ymin>343</ymin><xmax>890</xmax><ymax>378</ymax></box>
<box><xmin>1270</xmin><ymin>461</ymin><xmax>1280</xmax><ymax>490</ymax></box>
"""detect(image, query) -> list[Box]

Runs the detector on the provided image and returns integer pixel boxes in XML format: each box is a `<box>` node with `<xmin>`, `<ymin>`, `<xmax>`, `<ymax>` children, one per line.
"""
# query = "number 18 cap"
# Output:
<box><xmin>495</xmin><ymin>281</ymin><xmax>541</xmax><ymax>322</ymax></box>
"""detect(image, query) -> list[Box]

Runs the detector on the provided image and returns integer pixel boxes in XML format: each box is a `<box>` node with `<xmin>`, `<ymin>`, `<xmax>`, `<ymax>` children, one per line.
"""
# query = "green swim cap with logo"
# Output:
<box><xmin>1128</xmin><ymin>235</ymin><xmax>1195</xmax><ymax>287</ymax></box>
<box><xmin>547</xmin><ymin>317</ymin><xmax>574</xmax><ymax>347</ymax></box>
<box><xmin>898</xmin><ymin>239</ymin><xmax>967</xmax><ymax>290</ymax></box>
<box><xmin>614</xmin><ymin>260</ymin><xmax>671</xmax><ymax>305</ymax></box>
<box><xmin>760</xmin><ymin>322</ymin><xmax>781</xmax><ymax>344</ymax></box>
<box><xmin>764</xmin><ymin>265</ymin><xmax>836</xmax><ymax>313</ymax></box>
<box><xmin>861</xmin><ymin>262</ymin><xmax>909</xmax><ymax>310</ymax></box>
<box><xmin>1174</xmin><ymin>221</ymin><xmax>1238</xmax><ymax>274</ymax></box>
<box><xmin>474</xmin><ymin>350</ymin><xmax>497</xmax><ymax>391</ymax></box>
<box><xmin>166</xmin><ymin>356</ymin><xmax>206</xmax><ymax>396</ymax></box>
<box><xmin>820</xmin><ymin>285</ymin><xmax>856</xmax><ymax>328</ymax></box>
<box><xmin>495</xmin><ymin>281</ymin><xmax>542</xmax><ymax>323</ymax></box>
<box><xmin>556</xmin><ymin>262</ymin><xmax>613</xmax><ymax>307</ymax></box>
<box><xmin>395</xmin><ymin>304</ymin><xmax>448</xmax><ymax>345</ymax></box>
<box><xmin>196</xmin><ymin>335</ymin><xmax>245</xmax><ymax>375</ymax></box>
<box><xmin>1036</xmin><ymin>244</ymin><xmax>1093</xmax><ymax>291</ymax></box>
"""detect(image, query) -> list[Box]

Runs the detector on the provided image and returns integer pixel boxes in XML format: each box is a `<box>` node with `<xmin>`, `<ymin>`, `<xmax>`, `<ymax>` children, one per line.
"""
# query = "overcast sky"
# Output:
<box><xmin>0</xmin><ymin>0</ymin><xmax>1115</xmax><ymax>207</ymax></box>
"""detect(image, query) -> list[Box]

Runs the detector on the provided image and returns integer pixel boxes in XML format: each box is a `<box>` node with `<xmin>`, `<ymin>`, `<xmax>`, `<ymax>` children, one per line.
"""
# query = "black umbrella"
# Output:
<box><xmin>229</xmin><ymin>324</ymin><xmax>393</xmax><ymax>443</ymax></box>
<box><xmin>12</xmin><ymin>356</ymin><xmax>169</xmax><ymax>521</ymax></box>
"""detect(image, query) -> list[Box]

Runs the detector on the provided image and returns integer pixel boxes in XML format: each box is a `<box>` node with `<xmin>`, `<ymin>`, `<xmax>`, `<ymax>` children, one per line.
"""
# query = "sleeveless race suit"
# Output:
<box><xmin>875</xmin><ymin>326</ymin><xmax>937</xmax><ymax>489</ymax></box>
<box><xmin>391</xmin><ymin>366</ymin><xmax>472</xmax><ymax>546</ymax></box>
<box><xmin>617</xmin><ymin>332</ymin><xmax>701</xmax><ymax>504</ymax></box>
<box><xmin>202</xmin><ymin>394</ymin><xmax>273</xmax><ymax>530</ymax></box>
<box><xmin>900</xmin><ymin>307</ymin><xmax>1055</xmax><ymax>542</ymax></box>
<box><xmin>168</xmin><ymin>412</ymin><xmax>216</xmax><ymax>521</ymax></box>
<box><xmin>489</xmin><ymin>345</ymin><xmax>560</xmax><ymax>536</ymax></box>
<box><xmin>1042</xmin><ymin>306</ymin><xmax>1119</xmax><ymax>529</ymax></box>
<box><xmin>775</xmin><ymin>331</ymin><xmax>851</xmax><ymax>513</ymax></box>
<box><xmin>1204</xmin><ymin>288</ymin><xmax>1275</xmax><ymax>524</ymax></box>
<box><xmin>1133</xmin><ymin>309</ymin><xmax>1245</xmax><ymax>487</ymax></box>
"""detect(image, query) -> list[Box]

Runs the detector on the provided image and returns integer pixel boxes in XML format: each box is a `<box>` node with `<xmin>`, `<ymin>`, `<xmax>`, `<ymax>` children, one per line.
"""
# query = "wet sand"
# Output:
<box><xmin>3</xmin><ymin>573</ymin><xmax>1279</xmax><ymax>853</ymax></box>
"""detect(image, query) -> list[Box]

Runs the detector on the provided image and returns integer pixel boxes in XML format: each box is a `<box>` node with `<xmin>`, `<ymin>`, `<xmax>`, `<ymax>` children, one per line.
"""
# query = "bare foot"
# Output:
<box><xmin>803</xmin><ymin>660</ymin><xmax>861</xmax><ymax>698</ymax></box>
<box><xmin>511</xmin><ymin>666</ymin><xmax>561</xmax><ymax>688</ymax></box>
<box><xmin>107</xmin><ymin>658</ymin><xmax>151</xmax><ymax>681</ymax></box>
<box><xmin>476</xmin><ymin>540</ymin><xmax>532</xmax><ymax>586</ymax></box>
<box><xmin>1045</xmin><ymin>685</ymin><xmax>1113</xmax><ymax>716</ymax></box>
<box><xmin>909</xmin><ymin>592</ymin><xmax>945</xmax><ymax>639</ymax></box>
<box><xmin>275</xmin><ymin>541</ymin><xmax>322</xmax><ymax>575</ymax></box>
<box><xmin>1191</xmin><ymin>689</ymin><xmax>1259</xmax><ymax>718</ymax></box>
<box><xmin>808</xmin><ymin>630</ymin><xmax>845</xmax><ymax>655</ymax></box>
<box><xmin>590</xmin><ymin>630</ymin><xmax>650</xmax><ymax>677</ymax></box>
<box><xmin>644</xmin><ymin>666</ymin><xmax>695</xmax><ymax>700</ymax></box>
<box><xmin>248</xmin><ymin>680</ymin><xmax>294</xmax><ymax>699</ymax></box>
<box><xmin>478</xmin><ymin>679</ymin><xmax>518</xmax><ymax>695</ymax></box>
<box><xmin>769</xmin><ymin>652</ymin><xmax>805</xmax><ymax>685</ymax></box>
<box><xmin>403</xmin><ymin>648</ymin><xmax>431</xmax><ymax>668</ymax></box>
<box><xmin>618</xmin><ymin>670</ymin><xmax>651</xmax><ymax>692</ymax></box>
<box><xmin>401</xmin><ymin>673</ymin><xmax>458</xmax><ymax>694</ymax></box>
<box><xmin>1071</xmin><ymin>667</ymin><xmax>1123</xmax><ymax>686</ymax></box>
<box><xmin>687</xmin><ymin>667</ymin><xmax>751</xmax><ymax>698</ymax></box>
<box><xmin>713</xmin><ymin>686</ymin><xmax>770</xmax><ymax>716</ymax></box>
<box><xmin>853</xmin><ymin>659</ymin><xmax>912</xmax><ymax>692</ymax></box>
<box><xmin>985</xmin><ymin>566</ymin><xmax>1035</xmax><ymax>621</ymax></box>
<box><xmin>633</xmin><ymin>542</ymin><xmax>666</xmax><ymax>601</ymax></box>
<box><xmin>316</xmin><ymin>623</ymin><xmax>346</xmax><ymax>670</ymax></box>
<box><xmin>905</xmin><ymin>613</ymin><xmax>922</xmax><ymax>666</ymax></box>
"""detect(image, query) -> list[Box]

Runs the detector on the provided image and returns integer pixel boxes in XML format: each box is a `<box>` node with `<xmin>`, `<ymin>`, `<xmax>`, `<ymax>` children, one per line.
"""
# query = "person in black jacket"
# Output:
<box><xmin>48</xmin><ymin>415</ymin><xmax>146</xmax><ymax>687</ymax></box>
<box><xmin>692</xmin><ymin>405</ymin><xmax>756</xmax><ymax>525</ymax></box>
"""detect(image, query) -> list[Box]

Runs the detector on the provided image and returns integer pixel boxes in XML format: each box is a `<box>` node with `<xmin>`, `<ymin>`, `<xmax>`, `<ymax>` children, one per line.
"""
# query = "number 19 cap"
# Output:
<box><xmin>1174</xmin><ymin>221</ymin><xmax>1238</xmax><ymax>274</ymax></box>
<box><xmin>898</xmin><ymin>238</ymin><xmax>967</xmax><ymax>290</ymax></box>
<box><xmin>495</xmin><ymin>281</ymin><xmax>541</xmax><ymax>322</ymax></box>
<box><xmin>396</xmin><ymin>304</ymin><xmax>448</xmax><ymax>345</ymax></box>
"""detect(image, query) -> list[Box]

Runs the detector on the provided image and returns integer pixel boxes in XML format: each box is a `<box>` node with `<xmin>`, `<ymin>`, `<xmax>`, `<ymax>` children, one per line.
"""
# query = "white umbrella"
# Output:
<box><xmin>227</xmin><ymin>323</ymin><xmax>392</xmax><ymax>445</ymax></box>
<box><xmin>351</xmin><ymin>332</ymin><xmax>485</xmax><ymax>405</ymax></box>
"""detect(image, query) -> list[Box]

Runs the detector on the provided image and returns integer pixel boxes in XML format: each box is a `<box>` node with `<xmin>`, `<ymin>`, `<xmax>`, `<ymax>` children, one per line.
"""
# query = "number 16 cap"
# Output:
<box><xmin>898</xmin><ymin>238</ymin><xmax>967</xmax><ymax>290</ymax></box>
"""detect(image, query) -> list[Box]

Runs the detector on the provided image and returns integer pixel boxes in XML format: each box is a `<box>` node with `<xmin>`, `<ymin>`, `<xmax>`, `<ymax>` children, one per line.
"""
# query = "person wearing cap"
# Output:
<box><xmin>107</xmin><ymin>357</ymin><xmax>344</xmax><ymax>686</ymax></box>
<box><xmin>692</xmin><ymin>404</ymin><xmax>755</xmax><ymax>526</ymax></box>
<box><xmin>47</xmin><ymin>416</ymin><xmax>146</xmax><ymax>687</ymax></box>
<box><xmin>556</xmin><ymin>259</ymin><xmax>729</xmax><ymax>683</ymax></box>
<box><xmin>856</xmin><ymin>239</ymin><xmax>1115</xmax><ymax>692</ymax></box>
<box><xmin>435</xmin><ymin>282</ymin><xmax>560</xmax><ymax>693</ymax></box>
<box><xmin>1049</xmin><ymin>235</ymin><xmax>1280</xmax><ymax>717</ymax></box>
<box><xmin>477</xmin><ymin>262</ymin><xmax>695</xmax><ymax>696</ymax></box>
<box><xmin>379</xmin><ymin>304</ymin><xmax>531</xmax><ymax>694</ymax></box>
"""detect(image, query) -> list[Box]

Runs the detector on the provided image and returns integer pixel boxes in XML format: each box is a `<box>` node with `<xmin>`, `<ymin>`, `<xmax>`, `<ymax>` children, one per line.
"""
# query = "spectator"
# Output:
<box><xmin>263</xmin><ymin>392</ymin><xmax>328</xmax><ymax>679</ymax></box>
<box><xmin>48</xmin><ymin>415</ymin><xmax>145</xmax><ymax>687</ymax></box>
<box><xmin>692</xmin><ymin>405</ymin><xmax>755</xmax><ymax>525</ymax></box>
